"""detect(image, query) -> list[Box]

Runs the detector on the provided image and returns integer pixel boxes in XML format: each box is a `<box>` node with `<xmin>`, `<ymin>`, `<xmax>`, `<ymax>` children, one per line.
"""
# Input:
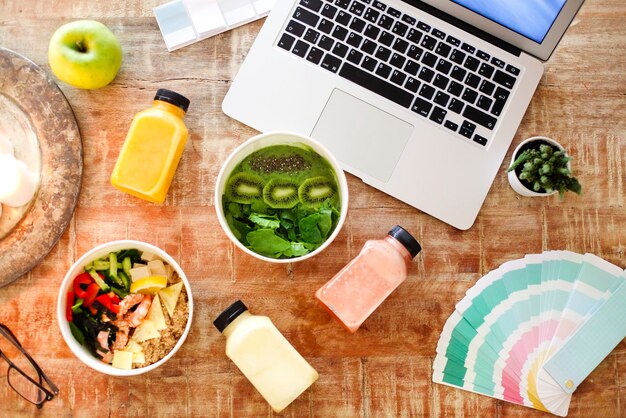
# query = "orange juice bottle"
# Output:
<box><xmin>111</xmin><ymin>89</ymin><xmax>190</xmax><ymax>203</ymax></box>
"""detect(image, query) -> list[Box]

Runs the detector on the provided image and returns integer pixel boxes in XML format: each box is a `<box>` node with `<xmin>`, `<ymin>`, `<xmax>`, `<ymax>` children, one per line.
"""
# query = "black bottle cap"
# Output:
<box><xmin>388</xmin><ymin>225</ymin><xmax>421</xmax><ymax>258</ymax></box>
<box><xmin>154</xmin><ymin>89</ymin><xmax>190</xmax><ymax>112</ymax></box>
<box><xmin>213</xmin><ymin>300</ymin><xmax>248</xmax><ymax>333</ymax></box>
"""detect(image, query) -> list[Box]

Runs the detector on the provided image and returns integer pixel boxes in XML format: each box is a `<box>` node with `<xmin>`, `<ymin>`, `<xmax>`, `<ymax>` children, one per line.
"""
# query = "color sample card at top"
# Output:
<box><xmin>155</xmin><ymin>0</ymin><xmax>276</xmax><ymax>51</ymax></box>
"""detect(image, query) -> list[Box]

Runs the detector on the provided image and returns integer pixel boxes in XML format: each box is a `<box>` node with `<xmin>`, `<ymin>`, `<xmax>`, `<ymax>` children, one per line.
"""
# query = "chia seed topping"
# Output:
<box><xmin>250</xmin><ymin>155</ymin><xmax>311</xmax><ymax>173</ymax></box>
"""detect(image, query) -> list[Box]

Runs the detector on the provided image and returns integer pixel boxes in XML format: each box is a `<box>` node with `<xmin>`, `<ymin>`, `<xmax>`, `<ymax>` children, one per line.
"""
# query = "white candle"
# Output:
<box><xmin>0</xmin><ymin>154</ymin><xmax>37</xmax><ymax>207</ymax></box>
<box><xmin>0</xmin><ymin>135</ymin><xmax>14</xmax><ymax>156</ymax></box>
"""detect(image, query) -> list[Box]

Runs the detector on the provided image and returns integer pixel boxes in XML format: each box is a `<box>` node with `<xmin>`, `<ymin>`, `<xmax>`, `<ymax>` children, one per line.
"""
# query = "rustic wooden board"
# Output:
<box><xmin>0</xmin><ymin>0</ymin><xmax>624</xmax><ymax>416</ymax></box>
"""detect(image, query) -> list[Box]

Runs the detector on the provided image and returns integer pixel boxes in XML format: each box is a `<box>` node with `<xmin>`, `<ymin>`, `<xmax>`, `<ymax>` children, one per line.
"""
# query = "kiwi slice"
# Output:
<box><xmin>225</xmin><ymin>172</ymin><xmax>265</xmax><ymax>204</ymax></box>
<box><xmin>262</xmin><ymin>178</ymin><xmax>300</xmax><ymax>209</ymax></box>
<box><xmin>298</xmin><ymin>176</ymin><xmax>337</xmax><ymax>206</ymax></box>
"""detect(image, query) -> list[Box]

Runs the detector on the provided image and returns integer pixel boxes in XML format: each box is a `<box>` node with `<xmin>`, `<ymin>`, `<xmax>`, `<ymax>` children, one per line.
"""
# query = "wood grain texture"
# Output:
<box><xmin>0</xmin><ymin>0</ymin><xmax>624</xmax><ymax>416</ymax></box>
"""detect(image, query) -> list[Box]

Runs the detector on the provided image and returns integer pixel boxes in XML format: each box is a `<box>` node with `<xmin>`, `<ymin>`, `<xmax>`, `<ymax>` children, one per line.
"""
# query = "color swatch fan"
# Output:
<box><xmin>433</xmin><ymin>251</ymin><xmax>626</xmax><ymax>416</ymax></box>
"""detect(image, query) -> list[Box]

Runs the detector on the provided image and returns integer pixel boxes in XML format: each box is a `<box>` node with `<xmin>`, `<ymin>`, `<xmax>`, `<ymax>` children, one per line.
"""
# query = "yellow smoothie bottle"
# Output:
<box><xmin>111</xmin><ymin>89</ymin><xmax>190</xmax><ymax>203</ymax></box>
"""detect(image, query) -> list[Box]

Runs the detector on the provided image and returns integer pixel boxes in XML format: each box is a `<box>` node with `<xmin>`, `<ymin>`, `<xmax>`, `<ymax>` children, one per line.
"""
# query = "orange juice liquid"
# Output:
<box><xmin>111</xmin><ymin>97</ymin><xmax>188</xmax><ymax>203</ymax></box>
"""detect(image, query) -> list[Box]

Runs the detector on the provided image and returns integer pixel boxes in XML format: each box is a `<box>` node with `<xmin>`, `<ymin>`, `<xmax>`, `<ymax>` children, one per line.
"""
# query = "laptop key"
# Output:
<box><xmin>339</xmin><ymin>62</ymin><xmax>413</xmax><ymax>107</ymax></box>
<box><xmin>450</xmin><ymin>65</ymin><xmax>466</xmax><ymax>82</ymax></box>
<box><xmin>429</xmin><ymin>106</ymin><xmax>447</xmax><ymax>124</ymax></box>
<box><xmin>449</xmin><ymin>49</ymin><xmax>465</xmax><ymax>65</ymax></box>
<box><xmin>479</xmin><ymin>79</ymin><xmax>495</xmax><ymax>96</ymax></box>
<box><xmin>347</xmin><ymin>32</ymin><xmax>363</xmax><ymax>47</ymax></box>
<box><xmin>491</xmin><ymin>87</ymin><xmax>509</xmax><ymax>116</ymax></box>
<box><xmin>435</xmin><ymin>42</ymin><xmax>452</xmax><ymax>58</ymax></box>
<box><xmin>407</xmin><ymin>45</ymin><xmax>423</xmax><ymax>61</ymax></box>
<box><xmin>389</xmin><ymin>53</ymin><xmax>406</xmax><ymax>69</ymax></box>
<box><xmin>306</xmin><ymin>47</ymin><xmax>324</xmax><ymax>64</ymax></box>
<box><xmin>463</xmin><ymin>105</ymin><xmax>497</xmax><ymax>129</ymax></box>
<box><xmin>319</xmin><ymin>35</ymin><xmax>334</xmax><ymax>51</ymax></box>
<box><xmin>421</xmin><ymin>35</ymin><xmax>437</xmax><ymax>51</ymax></box>
<box><xmin>333</xmin><ymin>42</ymin><xmax>349</xmax><ymax>57</ymax></box>
<box><xmin>476</xmin><ymin>50</ymin><xmax>490</xmax><ymax>61</ymax></box>
<box><xmin>417</xmin><ymin>21</ymin><xmax>431</xmax><ymax>32</ymax></box>
<box><xmin>411</xmin><ymin>97</ymin><xmax>432</xmax><ymax>117</ymax></box>
<box><xmin>493</xmin><ymin>70</ymin><xmax>516</xmax><ymax>89</ymax></box>
<box><xmin>322</xmin><ymin>3</ymin><xmax>338</xmax><ymax>18</ymax></box>
<box><xmin>292</xmin><ymin>39</ymin><xmax>309</xmax><ymax>57</ymax></box>
<box><xmin>293</xmin><ymin>7</ymin><xmax>320</xmax><ymax>26</ymax></box>
<box><xmin>335</xmin><ymin>0</ymin><xmax>350</xmax><ymax>9</ymax></box>
<box><xmin>347</xmin><ymin>48</ymin><xmax>364</xmax><ymax>64</ymax></box>
<box><xmin>446</xmin><ymin>35</ymin><xmax>461</xmax><ymax>47</ymax></box>
<box><xmin>392</xmin><ymin>38</ymin><xmax>409</xmax><ymax>53</ymax></box>
<box><xmin>300</xmin><ymin>0</ymin><xmax>323</xmax><ymax>12</ymax></box>
<box><xmin>286</xmin><ymin>20</ymin><xmax>306</xmax><ymax>37</ymax></box>
<box><xmin>465</xmin><ymin>73</ymin><xmax>481</xmax><ymax>89</ymax></box>
<box><xmin>490</xmin><ymin>57</ymin><xmax>505</xmax><ymax>68</ymax></box>
<box><xmin>448</xmin><ymin>98</ymin><xmax>464</xmax><ymax>114</ymax></box>
<box><xmin>332</xmin><ymin>25</ymin><xmax>349</xmax><ymax>41</ymax></box>
<box><xmin>461</xmin><ymin>43</ymin><xmax>475</xmax><ymax>54</ymax></box>
<box><xmin>433</xmin><ymin>74</ymin><xmax>449</xmax><ymax>90</ymax></box>
<box><xmin>361</xmin><ymin>56</ymin><xmax>378</xmax><ymax>71</ymax></box>
<box><xmin>405</xmin><ymin>77</ymin><xmax>420</xmax><ymax>93</ymax></box>
<box><xmin>407</xmin><ymin>28</ymin><xmax>422</xmax><ymax>44</ymax></box>
<box><xmin>434</xmin><ymin>90</ymin><xmax>450</xmax><ymax>107</ymax></box>
<box><xmin>392</xmin><ymin>21</ymin><xmax>408</xmax><ymax>37</ymax></box>
<box><xmin>379</xmin><ymin>31</ymin><xmax>395</xmax><ymax>46</ymax></box>
<box><xmin>432</xmin><ymin>29</ymin><xmax>446</xmax><ymax>40</ymax></box>
<box><xmin>379</xmin><ymin>15</ymin><xmax>394</xmax><ymax>30</ymax></box>
<box><xmin>473</xmin><ymin>134</ymin><xmax>487</xmax><ymax>146</ymax></box>
<box><xmin>321</xmin><ymin>53</ymin><xmax>342</xmax><ymax>72</ymax></box>
<box><xmin>350</xmin><ymin>17</ymin><xmax>366</xmax><ymax>32</ymax></box>
<box><xmin>404</xmin><ymin>60</ymin><xmax>420</xmax><ymax>76</ymax></box>
<box><xmin>318</xmin><ymin>19</ymin><xmax>334</xmax><ymax>34</ymax></box>
<box><xmin>390</xmin><ymin>70</ymin><xmax>406</xmax><ymax>86</ymax></box>
<box><xmin>278</xmin><ymin>33</ymin><xmax>296</xmax><ymax>51</ymax></box>
<box><xmin>478</xmin><ymin>63</ymin><xmax>494</xmax><ymax>78</ymax></box>
<box><xmin>364</xmin><ymin>24</ymin><xmax>380</xmax><ymax>39</ymax></box>
<box><xmin>349</xmin><ymin>1</ymin><xmax>366</xmax><ymax>16</ymax></box>
<box><xmin>436</xmin><ymin>59</ymin><xmax>452</xmax><ymax>74</ymax></box>
<box><xmin>444</xmin><ymin>120</ymin><xmax>458</xmax><ymax>131</ymax></box>
<box><xmin>462</xmin><ymin>87</ymin><xmax>478</xmax><ymax>104</ymax></box>
<box><xmin>361</xmin><ymin>39</ymin><xmax>377</xmax><ymax>54</ymax></box>
<box><xmin>418</xmin><ymin>67</ymin><xmax>435</xmax><ymax>83</ymax></box>
<box><xmin>336</xmin><ymin>10</ymin><xmax>351</xmax><ymax>25</ymax></box>
<box><xmin>422</xmin><ymin>52</ymin><xmax>437</xmax><ymax>67</ymax></box>
<box><xmin>459</xmin><ymin>121</ymin><xmax>475</xmax><ymax>138</ymax></box>
<box><xmin>464</xmin><ymin>56</ymin><xmax>479</xmax><ymax>71</ymax></box>
<box><xmin>375</xmin><ymin>45</ymin><xmax>392</xmax><ymax>61</ymax></box>
<box><xmin>304</xmin><ymin>28</ymin><xmax>320</xmax><ymax>44</ymax></box>
<box><xmin>419</xmin><ymin>84</ymin><xmax>435</xmax><ymax>100</ymax></box>
<box><xmin>447</xmin><ymin>81</ymin><xmax>463</xmax><ymax>97</ymax></box>
<box><xmin>372</xmin><ymin>0</ymin><xmax>386</xmax><ymax>11</ymax></box>
<box><xmin>364</xmin><ymin>8</ymin><xmax>380</xmax><ymax>23</ymax></box>
<box><xmin>376</xmin><ymin>62</ymin><xmax>392</xmax><ymax>78</ymax></box>
<box><xmin>386</xmin><ymin>7</ymin><xmax>401</xmax><ymax>18</ymax></box>
<box><xmin>402</xmin><ymin>15</ymin><xmax>416</xmax><ymax>25</ymax></box>
<box><xmin>506</xmin><ymin>64</ymin><xmax>520</xmax><ymax>76</ymax></box>
<box><xmin>477</xmin><ymin>95</ymin><xmax>492</xmax><ymax>112</ymax></box>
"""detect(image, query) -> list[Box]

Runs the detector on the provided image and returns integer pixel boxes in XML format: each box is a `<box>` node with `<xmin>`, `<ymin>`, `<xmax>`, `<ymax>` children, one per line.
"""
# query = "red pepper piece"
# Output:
<box><xmin>66</xmin><ymin>291</ymin><xmax>74</xmax><ymax>322</ymax></box>
<box><xmin>82</xmin><ymin>283</ymin><xmax>100</xmax><ymax>308</ymax></box>
<box><xmin>96</xmin><ymin>294</ymin><xmax>120</xmax><ymax>314</ymax></box>
<box><xmin>73</xmin><ymin>272</ymin><xmax>92</xmax><ymax>299</ymax></box>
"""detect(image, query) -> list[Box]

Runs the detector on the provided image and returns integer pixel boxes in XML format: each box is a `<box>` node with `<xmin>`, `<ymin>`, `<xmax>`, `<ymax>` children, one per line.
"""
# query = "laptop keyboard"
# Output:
<box><xmin>277</xmin><ymin>0</ymin><xmax>521</xmax><ymax>147</ymax></box>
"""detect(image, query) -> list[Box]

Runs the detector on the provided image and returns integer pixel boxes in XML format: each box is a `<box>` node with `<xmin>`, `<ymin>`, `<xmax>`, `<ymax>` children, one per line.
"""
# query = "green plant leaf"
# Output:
<box><xmin>249</xmin><ymin>213</ymin><xmax>280</xmax><ymax>229</ymax></box>
<box><xmin>246</xmin><ymin>229</ymin><xmax>291</xmax><ymax>256</ymax></box>
<box><xmin>299</xmin><ymin>213</ymin><xmax>323</xmax><ymax>244</ymax></box>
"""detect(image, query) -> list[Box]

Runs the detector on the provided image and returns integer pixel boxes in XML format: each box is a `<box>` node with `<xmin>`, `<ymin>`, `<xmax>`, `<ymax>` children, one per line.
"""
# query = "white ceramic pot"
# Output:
<box><xmin>507</xmin><ymin>136</ymin><xmax>570</xmax><ymax>197</ymax></box>
<box><xmin>215</xmin><ymin>131</ymin><xmax>349</xmax><ymax>263</ymax></box>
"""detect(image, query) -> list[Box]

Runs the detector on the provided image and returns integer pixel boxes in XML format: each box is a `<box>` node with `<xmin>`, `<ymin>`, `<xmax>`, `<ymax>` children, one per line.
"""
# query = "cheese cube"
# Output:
<box><xmin>131</xmin><ymin>319</ymin><xmax>160</xmax><ymax>342</ymax></box>
<box><xmin>112</xmin><ymin>350</ymin><xmax>134</xmax><ymax>370</ymax></box>
<box><xmin>141</xmin><ymin>251</ymin><xmax>159</xmax><ymax>262</ymax></box>
<box><xmin>148</xmin><ymin>260</ymin><xmax>168</xmax><ymax>277</ymax></box>
<box><xmin>130</xmin><ymin>265</ymin><xmax>151</xmax><ymax>282</ymax></box>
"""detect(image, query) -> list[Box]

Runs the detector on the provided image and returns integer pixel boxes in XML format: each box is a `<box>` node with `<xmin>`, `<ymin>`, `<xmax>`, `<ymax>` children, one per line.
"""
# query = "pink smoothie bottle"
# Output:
<box><xmin>315</xmin><ymin>226</ymin><xmax>421</xmax><ymax>333</ymax></box>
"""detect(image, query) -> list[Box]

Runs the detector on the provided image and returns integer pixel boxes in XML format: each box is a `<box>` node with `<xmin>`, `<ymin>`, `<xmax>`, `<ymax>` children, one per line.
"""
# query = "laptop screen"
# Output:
<box><xmin>450</xmin><ymin>0</ymin><xmax>568</xmax><ymax>43</ymax></box>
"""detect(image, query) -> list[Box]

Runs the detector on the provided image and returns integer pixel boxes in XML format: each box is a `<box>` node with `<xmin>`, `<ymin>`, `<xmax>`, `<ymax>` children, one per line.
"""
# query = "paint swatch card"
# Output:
<box><xmin>154</xmin><ymin>0</ymin><xmax>276</xmax><ymax>51</ymax></box>
<box><xmin>433</xmin><ymin>251</ymin><xmax>626</xmax><ymax>416</ymax></box>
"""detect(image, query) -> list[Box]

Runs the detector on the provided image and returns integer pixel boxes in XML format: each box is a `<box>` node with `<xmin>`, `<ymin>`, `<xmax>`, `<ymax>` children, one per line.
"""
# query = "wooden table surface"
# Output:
<box><xmin>0</xmin><ymin>0</ymin><xmax>624</xmax><ymax>416</ymax></box>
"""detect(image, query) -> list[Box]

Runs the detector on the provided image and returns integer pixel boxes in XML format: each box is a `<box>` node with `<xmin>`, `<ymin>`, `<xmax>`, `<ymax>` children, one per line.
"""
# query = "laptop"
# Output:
<box><xmin>222</xmin><ymin>0</ymin><xmax>585</xmax><ymax>229</ymax></box>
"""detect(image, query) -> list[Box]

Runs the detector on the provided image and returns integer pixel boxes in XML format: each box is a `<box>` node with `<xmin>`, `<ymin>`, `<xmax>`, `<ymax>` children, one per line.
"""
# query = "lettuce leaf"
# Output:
<box><xmin>247</xmin><ymin>229</ymin><xmax>291</xmax><ymax>256</ymax></box>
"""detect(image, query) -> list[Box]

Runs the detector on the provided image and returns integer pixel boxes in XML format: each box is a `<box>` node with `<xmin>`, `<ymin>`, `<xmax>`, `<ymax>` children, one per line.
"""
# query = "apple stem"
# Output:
<box><xmin>75</xmin><ymin>40</ymin><xmax>87</xmax><ymax>53</ymax></box>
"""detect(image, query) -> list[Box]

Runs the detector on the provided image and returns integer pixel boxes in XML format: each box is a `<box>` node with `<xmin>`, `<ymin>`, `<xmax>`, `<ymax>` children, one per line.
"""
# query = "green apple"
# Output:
<box><xmin>48</xmin><ymin>20</ymin><xmax>122</xmax><ymax>90</ymax></box>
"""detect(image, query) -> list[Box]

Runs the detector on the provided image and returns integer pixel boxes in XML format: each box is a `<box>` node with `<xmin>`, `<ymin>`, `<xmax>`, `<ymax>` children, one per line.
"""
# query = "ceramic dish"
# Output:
<box><xmin>57</xmin><ymin>240</ymin><xmax>193</xmax><ymax>376</ymax></box>
<box><xmin>215</xmin><ymin>131</ymin><xmax>349</xmax><ymax>263</ymax></box>
<box><xmin>0</xmin><ymin>47</ymin><xmax>82</xmax><ymax>286</ymax></box>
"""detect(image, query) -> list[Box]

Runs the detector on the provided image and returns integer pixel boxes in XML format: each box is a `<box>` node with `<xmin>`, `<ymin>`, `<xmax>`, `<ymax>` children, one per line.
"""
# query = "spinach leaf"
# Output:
<box><xmin>251</xmin><ymin>200</ymin><xmax>270</xmax><ymax>214</ymax></box>
<box><xmin>282</xmin><ymin>242</ymin><xmax>310</xmax><ymax>257</ymax></box>
<box><xmin>249</xmin><ymin>213</ymin><xmax>280</xmax><ymax>229</ymax></box>
<box><xmin>299</xmin><ymin>213</ymin><xmax>323</xmax><ymax>244</ymax></box>
<box><xmin>318</xmin><ymin>208</ymin><xmax>333</xmax><ymax>238</ymax></box>
<box><xmin>247</xmin><ymin>229</ymin><xmax>291</xmax><ymax>256</ymax></box>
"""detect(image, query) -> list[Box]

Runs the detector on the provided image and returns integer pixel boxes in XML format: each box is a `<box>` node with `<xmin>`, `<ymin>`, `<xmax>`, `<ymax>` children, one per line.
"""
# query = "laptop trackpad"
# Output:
<box><xmin>311</xmin><ymin>89</ymin><xmax>413</xmax><ymax>183</ymax></box>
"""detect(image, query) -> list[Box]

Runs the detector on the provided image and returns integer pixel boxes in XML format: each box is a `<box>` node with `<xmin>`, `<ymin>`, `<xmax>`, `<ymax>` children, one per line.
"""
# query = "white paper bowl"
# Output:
<box><xmin>56</xmin><ymin>240</ymin><xmax>193</xmax><ymax>376</ymax></box>
<box><xmin>215</xmin><ymin>131</ymin><xmax>349</xmax><ymax>263</ymax></box>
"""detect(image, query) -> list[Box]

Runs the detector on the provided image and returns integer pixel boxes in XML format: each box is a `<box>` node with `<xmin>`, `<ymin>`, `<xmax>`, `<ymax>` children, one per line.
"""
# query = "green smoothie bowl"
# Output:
<box><xmin>215</xmin><ymin>132</ymin><xmax>349</xmax><ymax>263</ymax></box>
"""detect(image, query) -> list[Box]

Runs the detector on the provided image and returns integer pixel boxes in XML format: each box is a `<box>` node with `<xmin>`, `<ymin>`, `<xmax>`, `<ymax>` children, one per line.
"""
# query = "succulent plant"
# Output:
<box><xmin>507</xmin><ymin>143</ymin><xmax>582</xmax><ymax>198</ymax></box>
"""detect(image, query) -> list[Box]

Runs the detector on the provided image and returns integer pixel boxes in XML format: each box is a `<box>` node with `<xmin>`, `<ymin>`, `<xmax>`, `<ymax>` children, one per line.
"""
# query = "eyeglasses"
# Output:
<box><xmin>0</xmin><ymin>323</ymin><xmax>58</xmax><ymax>408</ymax></box>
